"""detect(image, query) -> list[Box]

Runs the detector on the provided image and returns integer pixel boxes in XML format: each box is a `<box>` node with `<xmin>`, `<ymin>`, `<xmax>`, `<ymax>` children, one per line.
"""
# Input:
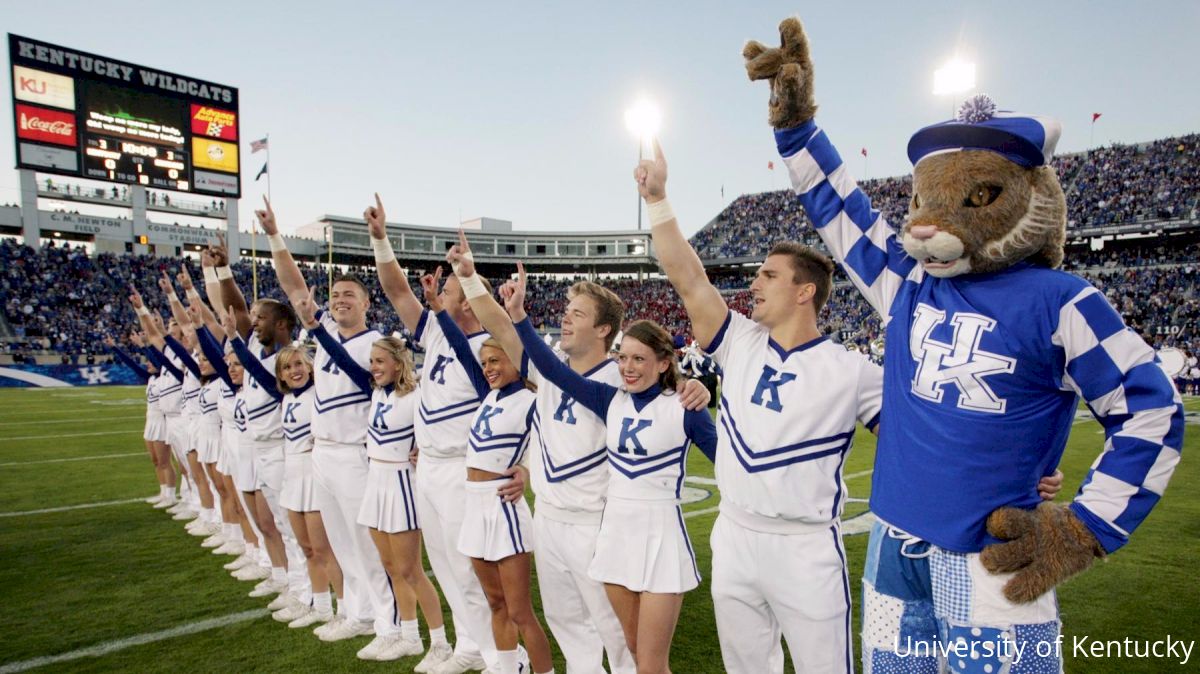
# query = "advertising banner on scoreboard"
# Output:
<box><xmin>8</xmin><ymin>34</ymin><xmax>240</xmax><ymax>198</ymax></box>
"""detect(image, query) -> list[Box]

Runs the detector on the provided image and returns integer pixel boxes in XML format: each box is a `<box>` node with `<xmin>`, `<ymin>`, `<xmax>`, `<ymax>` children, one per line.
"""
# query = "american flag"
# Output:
<box><xmin>250</xmin><ymin>137</ymin><xmax>269</xmax><ymax>153</ymax></box>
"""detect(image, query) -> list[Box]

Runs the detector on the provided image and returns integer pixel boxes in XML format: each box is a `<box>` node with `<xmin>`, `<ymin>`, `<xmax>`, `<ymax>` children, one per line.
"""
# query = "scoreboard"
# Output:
<box><xmin>9</xmin><ymin>35</ymin><xmax>240</xmax><ymax>198</ymax></box>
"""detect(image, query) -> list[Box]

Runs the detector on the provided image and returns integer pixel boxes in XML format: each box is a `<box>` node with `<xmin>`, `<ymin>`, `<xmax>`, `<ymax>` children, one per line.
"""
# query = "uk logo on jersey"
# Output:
<box><xmin>553</xmin><ymin>393</ymin><xmax>577</xmax><ymax>424</ymax></box>
<box><xmin>616</xmin><ymin>418</ymin><xmax>652</xmax><ymax>456</ymax></box>
<box><xmin>372</xmin><ymin>402</ymin><xmax>393</xmax><ymax>429</ymax></box>
<box><xmin>909</xmin><ymin>303</ymin><xmax>1016</xmax><ymax>413</ymax></box>
<box><xmin>751</xmin><ymin>365</ymin><xmax>796</xmax><ymax>413</ymax></box>
<box><xmin>473</xmin><ymin>405</ymin><xmax>503</xmax><ymax>437</ymax></box>
<box><xmin>283</xmin><ymin>402</ymin><xmax>301</xmax><ymax>424</ymax></box>
<box><xmin>428</xmin><ymin>355</ymin><xmax>454</xmax><ymax>385</ymax></box>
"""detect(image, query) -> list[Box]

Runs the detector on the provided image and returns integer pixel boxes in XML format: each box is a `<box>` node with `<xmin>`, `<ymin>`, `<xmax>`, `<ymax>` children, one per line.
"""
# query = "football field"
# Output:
<box><xmin>0</xmin><ymin>387</ymin><xmax>1196</xmax><ymax>673</ymax></box>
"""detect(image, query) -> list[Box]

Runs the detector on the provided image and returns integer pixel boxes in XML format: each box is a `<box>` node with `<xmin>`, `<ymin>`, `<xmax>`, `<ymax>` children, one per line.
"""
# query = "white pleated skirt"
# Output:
<box><xmin>588</xmin><ymin>496</ymin><xmax>700</xmax><ymax>594</ymax></box>
<box><xmin>144</xmin><ymin>408</ymin><xmax>166</xmax><ymax>442</ymax></box>
<box><xmin>280</xmin><ymin>451</ymin><xmax>318</xmax><ymax>512</ymax></box>
<box><xmin>356</xmin><ymin>459</ymin><xmax>419</xmax><ymax>533</ymax></box>
<box><xmin>457</xmin><ymin>479</ymin><xmax>534</xmax><ymax>562</ymax></box>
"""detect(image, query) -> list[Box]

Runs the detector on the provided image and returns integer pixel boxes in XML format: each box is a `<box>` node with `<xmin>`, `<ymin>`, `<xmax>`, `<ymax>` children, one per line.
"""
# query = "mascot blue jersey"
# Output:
<box><xmin>776</xmin><ymin>120</ymin><xmax>1184</xmax><ymax>554</ymax></box>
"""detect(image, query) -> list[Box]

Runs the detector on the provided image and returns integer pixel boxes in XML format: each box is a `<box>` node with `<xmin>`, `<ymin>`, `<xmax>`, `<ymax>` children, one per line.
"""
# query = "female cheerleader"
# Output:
<box><xmin>420</xmin><ymin>268</ymin><xmax>553</xmax><ymax>674</ymax></box>
<box><xmin>295</xmin><ymin>290</ymin><xmax>450</xmax><ymax>663</ymax></box>
<box><xmin>507</xmin><ymin>264</ymin><xmax>715</xmax><ymax>674</ymax></box>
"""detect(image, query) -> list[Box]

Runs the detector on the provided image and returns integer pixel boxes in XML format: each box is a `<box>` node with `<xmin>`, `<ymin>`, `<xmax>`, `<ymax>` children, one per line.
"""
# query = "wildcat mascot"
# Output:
<box><xmin>746</xmin><ymin>16</ymin><xmax>1185</xmax><ymax>674</ymax></box>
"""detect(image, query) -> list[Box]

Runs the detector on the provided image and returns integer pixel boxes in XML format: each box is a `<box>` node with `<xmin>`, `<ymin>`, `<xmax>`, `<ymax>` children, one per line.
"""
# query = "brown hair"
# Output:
<box><xmin>372</xmin><ymin>336</ymin><xmax>417</xmax><ymax>396</ymax></box>
<box><xmin>621</xmin><ymin>320</ymin><xmax>680</xmax><ymax>391</ymax></box>
<box><xmin>274</xmin><ymin>345</ymin><xmax>314</xmax><ymax>395</ymax></box>
<box><xmin>568</xmin><ymin>281</ymin><xmax>625</xmax><ymax>350</ymax></box>
<box><xmin>333</xmin><ymin>274</ymin><xmax>371</xmax><ymax>299</ymax></box>
<box><xmin>767</xmin><ymin>241</ymin><xmax>836</xmax><ymax>314</ymax></box>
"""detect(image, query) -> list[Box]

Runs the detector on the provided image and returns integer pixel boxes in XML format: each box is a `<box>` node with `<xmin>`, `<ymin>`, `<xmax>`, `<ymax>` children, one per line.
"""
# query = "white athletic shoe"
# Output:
<box><xmin>145</xmin><ymin>494</ymin><xmax>162</xmax><ymax>504</ymax></box>
<box><xmin>200</xmin><ymin>533</ymin><xmax>226</xmax><ymax>548</ymax></box>
<box><xmin>289</xmin><ymin>607</ymin><xmax>332</xmax><ymax>629</ymax></box>
<box><xmin>213</xmin><ymin>540</ymin><xmax>245</xmax><ymax>556</ymax></box>
<box><xmin>317</xmin><ymin>617</ymin><xmax>374</xmax><ymax>642</ymax></box>
<box><xmin>223</xmin><ymin>553</ymin><xmax>254</xmax><ymax>571</ymax></box>
<box><xmin>376</xmin><ymin>637</ymin><xmax>424</xmax><ymax>661</ymax></box>
<box><xmin>357</xmin><ymin>635</ymin><xmax>400</xmax><ymax>661</ymax></box>
<box><xmin>431</xmin><ymin>652</ymin><xmax>487</xmax><ymax>674</ymax></box>
<box><xmin>165</xmin><ymin>501</ymin><xmax>184</xmax><ymax>514</ymax></box>
<box><xmin>414</xmin><ymin>642</ymin><xmax>455</xmax><ymax>674</ymax></box>
<box><xmin>248</xmin><ymin>578</ymin><xmax>288</xmax><ymax>598</ymax></box>
<box><xmin>312</xmin><ymin>613</ymin><xmax>346</xmax><ymax>639</ymax></box>
<box><xmin>172</xmin><ymin>508</ymin><xmax>198</xmax><ymax>521</ymax></box>
<box><xmin>154</xmin><ymin>496</ymin><xmax>176</xmax><ymax>510</ymax></box>
<box><xmin>233</xmin><ymin>564</ymin><xmax>270</xmax><ymax>581</ymax></box>
<box><xmin>267</xmin><ymin>592</ymin><xmax>296</xmax><ymax>611</ymax></box>
<box><xmin>272</xmin><ymin>600</ymin><xmax>311</xmax><ymax>623</ymax></box>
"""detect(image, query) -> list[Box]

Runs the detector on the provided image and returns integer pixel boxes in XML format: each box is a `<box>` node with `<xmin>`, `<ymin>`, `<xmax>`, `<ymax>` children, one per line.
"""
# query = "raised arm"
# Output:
<box><xmin>158</xmin><ymin>271</ymin><xmax>192</xmax><ymax>332</ymax></box>
<box><xmin>164</xmin><ymin>333</ymin><xmax>201</xmax><ymax>379</ymax></box>
<box><xmin>513</xmin><ymin>317</ymin><xmax>614</xmax><ymax>417</ymax></box>
<box><xmin>207</xmin><ymin>233</ymin><xmax>252</xmax><ymax>340</ymax></box>
<box><xmin>228</xmin><ymin>333</ymin><xmax>281</xmax><ymax>401</ymax></box>
<box><xmin>635</xmin><ymin>139</ymin><xmax>728</xmax><ymax>347</ymax></box>
<box><xmin>105</xmin><ymin>336</ymin><xmax>150</xmax><ymax>383</ymax></box>
<box><xmin>423</xmin><ymin>268</ymin><xmax>489</xmax><ymax>398</ymax></box>
<box><xmin>447</xmin><ymin>229</ymin><xmax>524</xmax><ymax>363</ymax></box>
<box><xmin>254</xmin><ymin>196</ymin><xmax>309</xmax><ymax>298</ymax></box>
<box><xmin>294</xmin><ymin>288</ymin><xmax>373</xmax><ymax>394</ymax></box>
<box><xmin>195</xmin><ymin>325</ymin><xmax>235</xmax><ymax>390</ymax></box>
<box><xmin>198</xmin><ymin>249</ymin><xmax>228</xmax><ymax>322</ymax></box>
<box><xmin>365</xmin><ymin>193</ymin><xmax>424</xmax><ymax>333</ymax></box>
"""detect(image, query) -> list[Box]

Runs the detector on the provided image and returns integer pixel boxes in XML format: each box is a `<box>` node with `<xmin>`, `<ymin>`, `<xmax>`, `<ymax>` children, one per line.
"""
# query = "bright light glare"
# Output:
<box><xmin>933</xmin><ymin>59</ymin><xmax>976</xmax><ymax>95</ymax></box>
<box><xmin>624</xmin><ymin>99</ymin><xmax>661</xmax><ymax>141</ymax></box>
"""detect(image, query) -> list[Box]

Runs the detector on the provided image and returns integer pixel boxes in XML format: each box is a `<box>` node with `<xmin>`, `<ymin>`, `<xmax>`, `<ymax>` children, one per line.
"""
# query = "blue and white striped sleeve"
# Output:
<box><xmin>1052</xmin><ymin>286</ymin><xmax>1184</xmax><ymax>553</ymax></box>
<box><xmin>776</xmin><ymin>121</ymin><xmax>917</xmax><ymax>320</ymax></box>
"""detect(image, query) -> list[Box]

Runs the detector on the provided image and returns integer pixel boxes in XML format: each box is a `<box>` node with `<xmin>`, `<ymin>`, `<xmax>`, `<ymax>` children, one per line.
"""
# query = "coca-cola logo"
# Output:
<box><xmin>15</xmin><ymin>104</ymin><xmax>78</xmax><ymax>147</ymax></box>
<box><xmin>20</xmin><ymin>113</ymin><xmax>74</xmax><ymax>136</ymax></box>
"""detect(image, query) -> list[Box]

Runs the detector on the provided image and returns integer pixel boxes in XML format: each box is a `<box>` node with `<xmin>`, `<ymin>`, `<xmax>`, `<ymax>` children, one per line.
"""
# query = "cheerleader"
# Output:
<box><xmin>106</xmin><ymin>334</ymin><xmax>169</xmax><ymax>504</ymax></box>
<box><xmin>295</xmin><ymin>290</ymin><xmax>449</xmax><ymax>663</ymax></box>
<box><xmin>507</xmin><ymin>266</ymin><xmax>715</xmax><ymax>674</ymax></box>
<box><xmin>418</xmin><ymin>269</ymin><xmax>554</xmax><ymax>674</ymax></box>
<box><xmin>270</xmin><ymin>344</ymin><xmax>347</xmax><ymax>629</ymax></box>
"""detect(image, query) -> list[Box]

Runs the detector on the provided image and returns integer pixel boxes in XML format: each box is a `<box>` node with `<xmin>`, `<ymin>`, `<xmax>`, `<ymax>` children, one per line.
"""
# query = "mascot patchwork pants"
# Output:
<box><xmin>862</xmin><ymin>519</ymin><xmax>1061</xmax><ymax>674</ymax></box>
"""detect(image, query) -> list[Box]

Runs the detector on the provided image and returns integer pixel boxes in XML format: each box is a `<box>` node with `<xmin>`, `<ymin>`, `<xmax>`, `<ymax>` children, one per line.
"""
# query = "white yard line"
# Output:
<box><xmin>0</xmin><ymin>416</ymin><xmax>142</xmax><ymax>427</ymax></box>
<box><xmin>683</xmin><ymin>506</ymin><xmax>720</xmax><ymax>519</ymax></box>
<box><xmin>0</xmin><ymin>453</ymin><xmax>144</xmax><ymax>467</ymax></box>
<box><xmin>0</xmin><ymin>609</ymin><xmax>268</xmax><ymax>674</ymax></box>
<box><xmin>0</xmin><ymin>498</ymin><xmax>145</xmax><ymax>518</ymax></box>
<box><xmin>2</xmin><ymin>430</ymin><xmax>141</xmax><ymax>442</ymax></box>
<box><xmin>844</xmin><ymin>468</ymin><xmax>874</xmax><ymax>480</ymax></box>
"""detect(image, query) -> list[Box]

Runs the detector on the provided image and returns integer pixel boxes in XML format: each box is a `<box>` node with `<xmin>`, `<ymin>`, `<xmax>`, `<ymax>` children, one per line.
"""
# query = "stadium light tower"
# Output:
<box><xmin>933</xmin><ymin>58</ymin><xmax>976</xmax><ymax>114</ymax></box>
<box><xmin>624</xmin><ymin>99</ymin><xmax>661</xmax><ymax>230</ymax></box>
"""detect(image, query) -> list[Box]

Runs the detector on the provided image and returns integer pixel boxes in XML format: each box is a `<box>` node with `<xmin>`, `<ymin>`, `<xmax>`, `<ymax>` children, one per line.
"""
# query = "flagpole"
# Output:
<box><xmin>1090</xmin><ymin>120</ymin><xmax>1095</xmax><ymax>150</ymax></box>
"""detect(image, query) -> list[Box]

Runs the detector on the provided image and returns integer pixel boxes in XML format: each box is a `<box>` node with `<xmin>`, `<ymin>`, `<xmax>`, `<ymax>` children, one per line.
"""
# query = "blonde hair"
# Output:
<box><xmin>480</xmin><ymin>337</ymin><xmax>535</xmax><ymax>392</ymax></box>
<box><xmin>372</xmin><ymin>336</ymin><xmax>417</xmax><ymax>396</ymax></box>
<box><xmin>274</xmin><ymin>345</ymin><xmax>314</xmax><ymax>395</ymax></box>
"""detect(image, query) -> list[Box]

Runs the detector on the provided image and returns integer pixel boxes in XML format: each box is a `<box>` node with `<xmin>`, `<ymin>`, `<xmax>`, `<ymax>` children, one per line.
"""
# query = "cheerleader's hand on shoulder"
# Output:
<box><xmin>677</xmin><ymin>378</ymin><xmax>711</xmax><ymax>410</ymax></box>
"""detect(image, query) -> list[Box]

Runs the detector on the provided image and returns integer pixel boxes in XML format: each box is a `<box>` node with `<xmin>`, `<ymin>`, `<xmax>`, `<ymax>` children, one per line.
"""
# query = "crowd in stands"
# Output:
<box><xmin>689</xmin><ymin>134</ymin><xmax>1198</xmax><ymax>261</ymax></box>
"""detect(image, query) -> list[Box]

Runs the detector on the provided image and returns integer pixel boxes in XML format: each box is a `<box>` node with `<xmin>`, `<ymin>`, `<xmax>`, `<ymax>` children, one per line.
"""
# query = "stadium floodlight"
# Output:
<box><xmin>933</xmin><ymin>59</ymin><xmax>975</xmax><ymax>95</ymax></box>
<box><xmin>624</xmin><ymin>99</ymin><xmax>661</xmax><ymax>156</ymax></box>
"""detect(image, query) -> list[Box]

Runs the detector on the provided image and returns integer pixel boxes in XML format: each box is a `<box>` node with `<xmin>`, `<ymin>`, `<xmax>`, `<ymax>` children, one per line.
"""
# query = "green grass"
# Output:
<box><xmin>0</xmin><ymin>387</ymin><xmax>1195</xmax><ymax>672</ymax></box>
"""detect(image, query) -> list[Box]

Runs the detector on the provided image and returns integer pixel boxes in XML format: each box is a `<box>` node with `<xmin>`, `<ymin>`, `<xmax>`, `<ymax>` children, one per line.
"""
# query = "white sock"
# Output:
<box><xmin>400</xmin><ymin>619</ymin><xmax>419</xmax><ymax>642</ymax></box>
<box><xmin>429</xmin><ymin>625</ymin><xmax>448</xmax><ymax>647</ymax></box>
<box><xmin>336</xmin><ymin>598</ymin><xmax>347</xmax><ymax>616</ymax></box>
<box><xmin>271</xmin><ymin>567</ymin><xmax>286</xmax><ymax>583</ymax></box>
<box><xmin>313</xmin><ymin>591</ymin><xmax>332</xmax><ymax>613</ymax></box>
<box><xmin>244</xmin><ymin>543</ymin><xmax>258</xmax><ymax>560</ymax></box>
<box><xmin>159</xmin><ymin>486</ymin><xmax>170</xmax><ymax>498</ymax></box>
<box><xmin>497</xmin><ymin>650</ymin><xmax>518</xmax><ymax>674</ymax></box>
<box><xmin>202</xmin><ymin>508</ymin><xmax>216</xmax><ymax>523</ymax></box>
<box><xmin>224</xmin><ymin>523</ymin><xmax>237</xmax><ymax>538</ymax></box>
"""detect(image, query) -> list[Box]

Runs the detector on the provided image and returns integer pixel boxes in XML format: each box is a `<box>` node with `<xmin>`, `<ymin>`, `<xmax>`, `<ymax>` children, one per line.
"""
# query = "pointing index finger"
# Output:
<box><xmin>374</xmin><ymin>192</ymin><xmax>384</xmax><ymax>213</ymax></box>
<box><xmin>653</xmin><ymin>137</ymin><xmax>665</xmax><ymax>163</ymax></box>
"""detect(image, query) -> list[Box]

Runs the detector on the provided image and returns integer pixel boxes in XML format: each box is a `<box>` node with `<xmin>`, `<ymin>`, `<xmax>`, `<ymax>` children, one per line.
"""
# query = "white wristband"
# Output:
<box><xmin>136</xmin><ymin>306</ymin><xmax>150</xmax><ymax>317</ymax></box>
<box><xmin>216</xmin><ymin>265</ymin><xmax>233</xmax><ymax>281</ymax></box>
<box><xmin>450</xmin><ymin>250</ymin><xmax>474</xmax><ymax>278</ymax></box>
<box><xmin>646</xmin><ymin>198</ymin><xmax>675</xmax><ymax>227</ymax></box>
<box><xmin>459</xmin><ymin>273</ymin><xmax>488</xmax><ymax>300</ymax></box>
<box><xmin>186</xmin><ymin>289</ymin><xmax>201</xmax><ymax>301</ymax></box>
<box><xmin>202</xmin><ymin>267</ymin><xmax>218</xmax><ymax>284</ymax></box>
<box><xmin>268</xmin><ymin>233</ymin><xmax>287</xmax><ymax>253</ymax></box>
<box><xmin>371</xmin><ymin>235</ymin><xmax>396</xmax><ymax>264</ymax></box>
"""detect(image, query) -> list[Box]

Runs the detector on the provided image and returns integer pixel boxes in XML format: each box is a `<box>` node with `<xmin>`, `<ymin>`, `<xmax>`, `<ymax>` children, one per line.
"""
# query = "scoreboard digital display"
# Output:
<box><xmin>9</xmin><ymin>35</ymin><xmax>240</xmax><ymax>198</ymax></box>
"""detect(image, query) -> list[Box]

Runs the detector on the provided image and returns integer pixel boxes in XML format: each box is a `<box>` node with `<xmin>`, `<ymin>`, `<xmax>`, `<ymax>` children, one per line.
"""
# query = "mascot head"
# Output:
<box><xmin>902</xmin><ymin>95</ymin><xmax>1067</xmax><ymax>278</ymax></box>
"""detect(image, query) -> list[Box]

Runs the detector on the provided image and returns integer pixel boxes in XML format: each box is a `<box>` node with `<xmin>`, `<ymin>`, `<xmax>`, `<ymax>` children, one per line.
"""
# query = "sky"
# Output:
<box><xmin>3</xmin><ymin>1</ymin><xmax>1198</xmax><ymax>238</ymax></box>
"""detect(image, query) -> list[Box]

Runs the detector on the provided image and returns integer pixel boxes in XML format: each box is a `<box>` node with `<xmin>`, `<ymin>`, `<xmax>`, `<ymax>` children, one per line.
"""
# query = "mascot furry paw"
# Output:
<box><xmin>750</xmin><ymin>15</ymin><xmax>1183</xmax><ymax>672</ymax></box>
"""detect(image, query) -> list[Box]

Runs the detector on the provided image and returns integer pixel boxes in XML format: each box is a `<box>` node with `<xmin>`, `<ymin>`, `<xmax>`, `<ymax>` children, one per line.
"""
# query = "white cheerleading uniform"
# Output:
<box><xmin>308</xmin><ymin>311</ymin><xmax>401</xmax><ymax>638</ymax></box>
<box><xmin>280</xmin><ymin>385</ymin><xmax>317</xmax><ymax>513</ymax></box>
<box><xmin>702</xmin><ymin>310</ymin><xmax>882</xmax><ymax>674</ymax></box>
<box><xmin>196</xmin><ymin>379</ymin><xmax>224</xmax><ymax>464</ymax></box>
<box><xmin>216</xmin><ymin>378</ymin><xmax>238</xmax><ymax>476</ymax></box>
<box><xmin>154</xmin><ymin>346</ymin><xmax>186</xmax><ymax>462</ymax></box>
<box><xmin>458</xmin><ymin>381</ymin><xmax>537</xmax><ymax>562</ymax></box>
<box><xmin>143</xmin><ymin>375</ymin><xmax>167</xmax><ymax>443</ymax></box>
<box><xmin>358</xmin><ymin>385</ymin><xmax>420</xmax><ymax>533</ymax></box>
<box><xmin>517</xmin><ymin>332</ymin><xmax>639</xmax><ymax>674</ymax></box>
<box><xmin>514</xmin><ymin>318</ymin><xmax>716</xmax><ymax>594</ymax></box>
<box><xmin>414</xmin><ymin>309</ymin><xmax>498</xmax><ymax>666</ymax></box>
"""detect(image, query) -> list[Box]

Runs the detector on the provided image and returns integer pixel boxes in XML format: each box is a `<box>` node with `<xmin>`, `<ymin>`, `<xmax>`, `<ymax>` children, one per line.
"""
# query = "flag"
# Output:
<box><xmin>255</xmin><ymin>162</ymin><xmax>268</xmax><ymax>181</ymax></box>
<box><xmin>861</xmin><ymin>147</ymin><xmax>868</xmax><ymax>157</ymax></box>
<box><xmin>767</xmin><ymin>161</ymin><xmax>775</xmax><ymax>170</ymax></box>
<box><xmin>1092</xmin><ymin>113</ymin><xmax>1102</xmax><ymax>123</ymax></box>
<box><xmin>250</xmin><ymin>137</ymin><xmax>269</xmax><ymax>153</ymax></box>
